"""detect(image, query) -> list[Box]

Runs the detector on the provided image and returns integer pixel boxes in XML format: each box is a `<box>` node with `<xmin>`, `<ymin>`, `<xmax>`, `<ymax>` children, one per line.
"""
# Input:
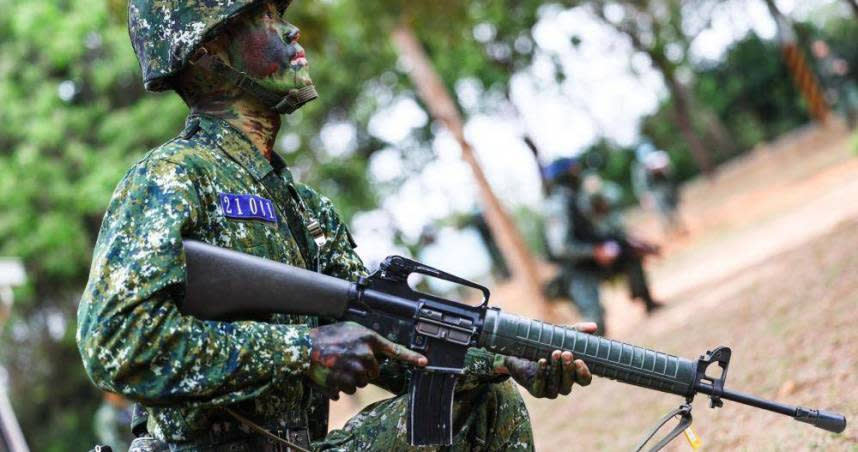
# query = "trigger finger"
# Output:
<box><xmin>375</xmin><ymin>335</ymin><xmax>428</xmax><ymax>367</ymax></box>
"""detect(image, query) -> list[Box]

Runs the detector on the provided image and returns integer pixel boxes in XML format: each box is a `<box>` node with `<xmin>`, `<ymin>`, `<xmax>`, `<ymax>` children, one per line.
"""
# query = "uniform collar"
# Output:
<box><xmin>194</xmin><ymin>115</ymin><xmax>294</xmax><ymax>183</ymax></box>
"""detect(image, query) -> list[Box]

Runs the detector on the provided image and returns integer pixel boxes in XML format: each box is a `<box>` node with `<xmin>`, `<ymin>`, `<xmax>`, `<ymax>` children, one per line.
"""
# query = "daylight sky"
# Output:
<box><xmin>333</xmin><ymin>0</ymin><xmax>847</xmax><ymax>280</ymax></box>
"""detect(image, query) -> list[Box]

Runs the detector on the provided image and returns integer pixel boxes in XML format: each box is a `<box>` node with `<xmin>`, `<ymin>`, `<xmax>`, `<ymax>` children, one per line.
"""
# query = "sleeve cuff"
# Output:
<box><xmin>458</xmin><ymin>348</ymin><xmax>510</xmax><ymax>390</ymax></box>
<box><xmin>251</xmin><ymin>323</ymin><xmax>312</xmax><ymax>380</ymax></box>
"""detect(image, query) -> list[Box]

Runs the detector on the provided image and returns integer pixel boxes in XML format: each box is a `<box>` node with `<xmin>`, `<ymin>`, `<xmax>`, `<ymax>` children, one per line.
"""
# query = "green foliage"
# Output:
<box><xmin>0</xmin><ymin>0</ymin><xmax>188</xmax><ymax>448</ymax></box>
<box><xmin>640</xmin><ymin>19</ymin><xmax>858</xmax><ymax>184</ymax></box>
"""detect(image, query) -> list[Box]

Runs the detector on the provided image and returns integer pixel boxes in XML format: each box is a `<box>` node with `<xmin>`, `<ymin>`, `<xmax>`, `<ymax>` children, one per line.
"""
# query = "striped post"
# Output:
<box><xmin>782</xmin><ymin>42</ymin><xmax>830</xmax><ymax>123</ymax></box>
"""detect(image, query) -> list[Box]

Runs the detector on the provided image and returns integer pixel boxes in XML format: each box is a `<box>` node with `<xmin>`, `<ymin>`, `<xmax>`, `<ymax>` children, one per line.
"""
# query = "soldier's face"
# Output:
<box><xmin>226</xmin><ymin>2</ymin><xmax>313</xmax><ymax>95</ymax></box>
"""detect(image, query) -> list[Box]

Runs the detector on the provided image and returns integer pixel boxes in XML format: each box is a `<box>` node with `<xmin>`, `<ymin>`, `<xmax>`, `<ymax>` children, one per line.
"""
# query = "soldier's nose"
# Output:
<box><xmin>284</xmin><ymin>26</ymin><xmax>300</xmax><ymax>43</ymax></box>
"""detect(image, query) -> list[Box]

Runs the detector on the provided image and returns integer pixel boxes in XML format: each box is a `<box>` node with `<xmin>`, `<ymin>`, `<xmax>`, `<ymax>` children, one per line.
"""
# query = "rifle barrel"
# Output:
<box><xmin>696</xmin><ymin>385</ymin><xmax>847</xmax><ymax>433</ymax></box>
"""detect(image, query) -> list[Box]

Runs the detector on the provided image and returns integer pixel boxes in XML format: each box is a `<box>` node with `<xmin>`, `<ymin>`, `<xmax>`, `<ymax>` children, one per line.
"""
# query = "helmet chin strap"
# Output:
<box><xmin>189</xmin><ymin>47</ymin><xmax>318</xmax><ymax>114</ymax></box>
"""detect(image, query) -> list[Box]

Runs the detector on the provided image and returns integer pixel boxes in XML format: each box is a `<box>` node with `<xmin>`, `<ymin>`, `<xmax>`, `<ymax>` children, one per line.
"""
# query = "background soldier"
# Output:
<box><xmin>631</xmin><ymin>143</ymin><xmax>685</xmax><ymax>235</ymax></box>
<box><xmin>544</xmin><ymin>162</ymin><xmax>661</xmax><ymax>335</ymax></box>
<box><xmin>811</xmin><ymin>39</ymin><xmax>858</xmax><ymax>127</ymax></box>
<box><xmin>93</xmin><ymin>393</ymin><xmax>132</xmax><ymax>452</ymax></box>
<box><xmin>76</xmin><ymin>1</ymin><xmax>594</xmax><ymax>450</ymax></box>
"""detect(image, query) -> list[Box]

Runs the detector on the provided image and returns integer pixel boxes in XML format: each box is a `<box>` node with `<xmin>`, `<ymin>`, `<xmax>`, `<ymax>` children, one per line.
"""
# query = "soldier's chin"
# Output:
<box><xmin>260</xmin><ymin>71</ymin><xmax>313</xmax><ymax>96</ymax></box>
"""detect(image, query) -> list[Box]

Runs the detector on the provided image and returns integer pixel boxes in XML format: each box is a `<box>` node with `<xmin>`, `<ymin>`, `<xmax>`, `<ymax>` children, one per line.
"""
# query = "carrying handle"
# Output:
<box><xmin>379</xmin><ymin>256</ymin><xmax>490</xmax><ymax>306</ymax></box>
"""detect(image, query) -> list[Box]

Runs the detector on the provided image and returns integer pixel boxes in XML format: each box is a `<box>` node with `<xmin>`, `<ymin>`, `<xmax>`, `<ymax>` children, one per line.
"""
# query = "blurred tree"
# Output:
<box><xmin>0</xmin><ymin>0</ymin><xmax>184</xmax><ymax>449</ymax></box>
<box><xmin>642</xmin><ymin>32</ymin><xmax>809</xmax><ymax>181</ymax></box>
<box><xmin>587</xmin><ymin>0</ymin><xmax>725</xmax><ymax>176</ymax></box>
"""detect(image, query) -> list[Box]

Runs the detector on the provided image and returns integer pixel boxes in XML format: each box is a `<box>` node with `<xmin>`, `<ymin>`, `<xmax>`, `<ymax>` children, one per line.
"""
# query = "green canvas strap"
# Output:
<box><xmin>188</xmin><ymin>48</ymin><xmax>318</xmax><ymax>114</ymax></box>
<box><xmin>258</xmin><ymin>173</ymin><xmax>318</xmax><ymax>271</ymax></box>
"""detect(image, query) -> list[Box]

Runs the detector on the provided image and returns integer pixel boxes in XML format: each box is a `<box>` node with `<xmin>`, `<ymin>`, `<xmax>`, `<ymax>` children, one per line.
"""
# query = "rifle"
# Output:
<box><xmin>180</xmin><ymin>240</ymin><xmax>846</xmax><ymax>448</ymax></box>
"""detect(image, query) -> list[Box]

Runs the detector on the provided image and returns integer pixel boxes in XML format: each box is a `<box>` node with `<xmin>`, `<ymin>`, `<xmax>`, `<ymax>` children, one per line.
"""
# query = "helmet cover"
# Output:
<box><xmin>128</xmin><ymin>0</ymin><xmax>291</xmax><ymax>91</ymax></box>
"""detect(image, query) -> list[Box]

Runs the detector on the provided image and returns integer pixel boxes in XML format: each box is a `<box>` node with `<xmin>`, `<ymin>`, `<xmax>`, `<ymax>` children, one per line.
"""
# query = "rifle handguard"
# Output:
<box><xmin>480</xmin><ymin>309</ymin><xmax>696</xmax><ymax>397</ymax></box>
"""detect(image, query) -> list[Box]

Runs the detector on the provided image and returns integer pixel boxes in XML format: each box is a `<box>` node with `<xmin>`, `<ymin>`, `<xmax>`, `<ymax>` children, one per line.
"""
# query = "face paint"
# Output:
<box><xmin>227</xmin><ymin>2</ymin><xmax>314</xmax><ymax>96</ymax></box>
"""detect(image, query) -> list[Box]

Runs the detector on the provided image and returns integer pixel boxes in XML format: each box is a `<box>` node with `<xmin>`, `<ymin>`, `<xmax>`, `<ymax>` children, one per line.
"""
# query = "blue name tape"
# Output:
<box><xmin>219</xmin><ymin>193</ymin><xmax>278</xmax><ymax>223</ymax></box>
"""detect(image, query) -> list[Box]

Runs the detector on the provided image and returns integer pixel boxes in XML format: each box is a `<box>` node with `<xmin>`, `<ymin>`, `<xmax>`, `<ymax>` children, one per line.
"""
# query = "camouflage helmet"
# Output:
<box><xmin>128</xmin><ymin>0</ymin><xmax>291</xmax><ymax>92</ymax></box>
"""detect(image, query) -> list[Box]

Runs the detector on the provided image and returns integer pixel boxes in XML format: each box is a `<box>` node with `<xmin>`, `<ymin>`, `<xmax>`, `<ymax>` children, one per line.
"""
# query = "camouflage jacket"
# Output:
<box><xmin>76</xmin><ymin>114</ymin><xmax>365</xmax><ymax>442</ymax></box>
<box><xmin>77</xmin><ymin>115</ymin><xmax>502</xmax><ymax>444</ymax></box>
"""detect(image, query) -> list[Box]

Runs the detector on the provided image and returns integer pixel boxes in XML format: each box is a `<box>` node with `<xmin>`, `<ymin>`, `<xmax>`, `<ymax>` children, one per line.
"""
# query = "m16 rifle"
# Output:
<box><xmin>180</xmin><ymin>240</ymin><xmax>846</xmax><ymax>448</ymax></box>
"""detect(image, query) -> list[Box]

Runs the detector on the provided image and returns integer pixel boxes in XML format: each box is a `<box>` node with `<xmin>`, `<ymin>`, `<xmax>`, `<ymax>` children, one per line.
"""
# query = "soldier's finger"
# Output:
<box><xmin>531</xmin><ymin>358</ymin><xmax>548</xmax><ymax>397</ymax></box>
<box><xmin>574</xmin><ymin>359</ymin><xmax>593</xmax><ymax>386</ymax></box>
<box><xmin>359</xmin><ymin>353</ymin><xmax>381</xmax><ymax>381</ymax></box>
<box><xmin>334</xmin><ymin>374</ymin><xmax>357</xmax><ymax>395</ymax></box>
<box><xmin>547</xmin><ymin>351</ymin><xmax>562</xmax><ymax>399</ymax></box>
<box><xmin>372</xmin><ymin>334</ymin><xmax>428</xmax><ymax>367</ymax></box>
<box><xmin>348</xmin><ymin>361</ymin><xmax>369</xmax><ymax>388</ymax></box>
<box><xmin>572</xmin><ymin>322</ymin><xmax>598</xmax><ymax>334</ymax></box>
<box><xmin>560</xmin><ymin>351</ymin><xmax>575</xmax><ymax>395</ymax></box>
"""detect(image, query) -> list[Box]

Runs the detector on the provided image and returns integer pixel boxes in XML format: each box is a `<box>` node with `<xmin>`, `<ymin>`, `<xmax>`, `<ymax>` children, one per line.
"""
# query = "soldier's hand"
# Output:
<box><xmin>306</xmin><ymin>321</ymin><xmax>427</xmax><ymax>399</ymax></box>
<box><xmin>497</xmin><ymin>322</ymin><xmax>596</xmax><ymax>399</ymax></box>
<box><xmin>594</xmin><ymin>241</ymin><xmax>621</xmax><ymax>267</ymax></box>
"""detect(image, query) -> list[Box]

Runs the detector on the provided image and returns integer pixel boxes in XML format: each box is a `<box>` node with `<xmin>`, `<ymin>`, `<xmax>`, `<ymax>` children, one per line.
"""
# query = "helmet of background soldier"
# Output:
<box><xmin>128</xmin><ymin>0</ymin><xmax>315</xmax><ymax>113</ymax></box>
<box><xmin>643</xmin><ymin>150</ymin><xmax>671</xmax><ymax>173</ymax></box>
<box><xmin>544</xmin><ymin>157</ymin><xmax>582</xmax><ymax>188</ymax></box>
<box><xmin>635</xmin><ymin>141</ymin><xmax>656</xmax><ymax>161</ymax></box>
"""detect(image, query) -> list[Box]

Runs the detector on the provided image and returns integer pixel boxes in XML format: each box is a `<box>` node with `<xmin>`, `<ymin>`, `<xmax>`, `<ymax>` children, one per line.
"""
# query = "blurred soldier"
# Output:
<box><xmin>94</xmin><ymin>393</ymin><xmax>132</xmax><ymax>452</ymax></box>
<box><xmin>812</xmin><ymin>39</ymin><xmax>858</xmax><ymax>127</ymax></box>
<box><xmin>632</xmin><ymin>143</ymin><xmax>684</xmax><ymax>235</ymax></box>
<box><xmin>544</xmin><ymin>163</ymin><xmax>662</xmax><ymax>335</ymax></box>
<box><xmin>76</xmin><ymin>1</ymin><xmax>593</xmax><ymax>451</ymax></box>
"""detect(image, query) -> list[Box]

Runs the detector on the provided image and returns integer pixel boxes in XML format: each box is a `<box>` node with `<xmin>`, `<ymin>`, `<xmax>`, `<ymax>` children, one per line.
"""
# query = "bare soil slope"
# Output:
<box><xmin>525</xmin><ymin>123</ymin><xmax>858</xmax><ymax>451</ymax></box>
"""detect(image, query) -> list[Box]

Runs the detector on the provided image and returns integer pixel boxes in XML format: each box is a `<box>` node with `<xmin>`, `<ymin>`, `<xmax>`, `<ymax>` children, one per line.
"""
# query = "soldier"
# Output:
<box><xmin>76</xmin><ymin>1</ymin><xmax>594</xmax><ymax>451</ymax></box>
<box><xmin>631</xmin><ymin>143</ymin><xmax>684</xmax><ymax>235</ymax></box>
<box><xmin>544</xmin><ymin>161</ymin><xmax>661</xmax><ymax>335</ymax></box>
<box><xmin>811</xmin><ymin>39</ymin><xmax>858</xmax><ymax>127</ymax></box>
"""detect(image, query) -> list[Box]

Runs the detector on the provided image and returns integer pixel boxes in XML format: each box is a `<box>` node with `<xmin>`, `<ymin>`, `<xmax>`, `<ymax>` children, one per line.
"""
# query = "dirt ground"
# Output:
<box><xmin>330</xmin><ymin>122</ymin><xmax>858</xmax><ymax>450</ymax></box>
<box><xmin>527</xmin><ymin>122</ymin><xmax>858</xmax><ymax>451</ymax></box>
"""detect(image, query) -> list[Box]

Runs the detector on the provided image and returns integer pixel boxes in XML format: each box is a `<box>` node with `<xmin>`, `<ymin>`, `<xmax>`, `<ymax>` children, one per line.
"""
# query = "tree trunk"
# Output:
<box><xmin>390</xmin><ymin>24</ymin><xmax>549</xmax><ymax>317</ymax></box>
<box><xmin>701</xmin><ymin>109</ymin><xmax>737</xmax><ymax>160</ymax></box>
<box><xmin>665</xmin><ymin>75</ymin><xmax>714</xmax><ymax>175</ymax></box>
<box><xmin>639</xmin><ymin>39</ymin><xmax>714</xmax><ymax>175</ymax></box>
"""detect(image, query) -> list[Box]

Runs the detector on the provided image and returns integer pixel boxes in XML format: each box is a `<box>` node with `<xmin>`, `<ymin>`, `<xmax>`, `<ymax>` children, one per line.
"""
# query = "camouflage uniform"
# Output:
<box><xmin>76</xmin><ymin>115</ymin><xmax>532</xmax><ymax>451</ymax></box>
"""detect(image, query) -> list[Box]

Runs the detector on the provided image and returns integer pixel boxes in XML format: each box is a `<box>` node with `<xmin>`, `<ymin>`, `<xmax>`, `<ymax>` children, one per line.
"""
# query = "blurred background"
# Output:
<box><xmin>1</xmin><ymin>0</ymin><xmax>856</xmax><ymax>450</ymax></box>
